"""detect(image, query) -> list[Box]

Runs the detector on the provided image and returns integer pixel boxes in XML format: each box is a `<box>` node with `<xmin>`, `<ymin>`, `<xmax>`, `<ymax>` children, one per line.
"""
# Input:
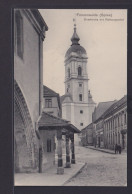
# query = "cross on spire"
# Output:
<box><xmin>73</xmin><ymin>18</ymin><xmax>76</xmax><ymax>28</ymax></box>
<box><xmin>71</xmin><ymin>18</ymin><xmax>80</xmax><ymax>45</ymax></box>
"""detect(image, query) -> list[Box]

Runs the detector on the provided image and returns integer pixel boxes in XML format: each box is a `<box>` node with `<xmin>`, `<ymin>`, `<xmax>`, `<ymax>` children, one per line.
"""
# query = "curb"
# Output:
<box><xmin>62</xmin><ymin>163</ymin><xmax>86</xmax><ymax>186</ymax></box>
<box><xmin>86</xmin><ymin>146</ymin><xmax>115</xmax><ymax>155</ymax></box>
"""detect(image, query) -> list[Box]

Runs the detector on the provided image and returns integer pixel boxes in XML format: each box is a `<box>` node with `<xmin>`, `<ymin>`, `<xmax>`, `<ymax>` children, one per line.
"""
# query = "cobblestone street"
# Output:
<box><xmin>64</xmin><ymin>145</ymin><xmax>127</xmax><ymax>186</ymax></box>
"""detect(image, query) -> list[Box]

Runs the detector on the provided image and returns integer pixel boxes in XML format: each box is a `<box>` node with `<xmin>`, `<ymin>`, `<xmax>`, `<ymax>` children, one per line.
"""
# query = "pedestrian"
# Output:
<box><xmin>115</xmin><ymin>144</ymin><xmax>118</xmax><ymax>154</ymax></box>
<box><xmin>118</xmin><ymin>144</ymin><xmax>122</xmax><ymax>154</ymax></box>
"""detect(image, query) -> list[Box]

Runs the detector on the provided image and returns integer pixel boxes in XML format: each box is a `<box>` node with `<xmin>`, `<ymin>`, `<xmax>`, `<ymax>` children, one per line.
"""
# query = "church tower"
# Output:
<box><xmin>61</xmin><ymin>23</ymin><xmax>96</xmax><ymax>132</ymax></box>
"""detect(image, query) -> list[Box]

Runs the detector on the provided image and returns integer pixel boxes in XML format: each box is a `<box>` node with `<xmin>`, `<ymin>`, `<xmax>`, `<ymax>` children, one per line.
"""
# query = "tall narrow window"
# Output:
<box><xmin>47</xmin><ymin>139</ymin><xmax>51</xmax><ymax>152</ymax></box>
<box><xmin>15</xmin><ymin>11</ymin><xmax>23</xmax><ymax>59</ymax></box>
<box><xmin>45</xmin><ymin>99</ymin><xmax>52</xmax><ymax>108</ymax></box>
<box><xmin>78</xmin><ymin>67</ymin><xmax>82</xmax><ymax>76</ymax></box>
<box><xmin>67</xmin><ymin>84</ymin><xmax>70</xmax><ymax>92</ymax></box>
<box><xmin>79</xmin><ymin>94</ymin><xmax>82</xmax><ymax>101</ymax></box>
<box><xmin>68</xmin><ymin>68</ymin><xmax>70</xmax><ymax>78</ymax></box>
<box><xmin>124</xmin><ymin>113</ymin><xmax>127</xmax><ymax>124</ymax></box>
<box><xmin>118</xmin><ymin>117</ymin><xmax>120</xmax><ymax>126</ymax></box>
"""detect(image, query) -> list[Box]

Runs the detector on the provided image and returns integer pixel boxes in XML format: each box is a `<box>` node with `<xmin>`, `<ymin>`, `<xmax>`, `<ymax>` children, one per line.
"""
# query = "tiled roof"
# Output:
<box><xmin>38</xmin><ymin>112</ymin><xmax>80</xmax><ymax>133</ymax></box>
<box><xmin>93</xmin><ymin>100</ymin><xmax>116</xmax><ymax>122</ymax></box>
<box><xmin>43</xmin><ymin>85</ymin><xmax>59</xmax><ymax>97</ymax></box>
<box><xmin>81</xmin><ymin>123</ymin><xmax>93</xmax><ymax>132</ymax></box>
<box><xmin>103</xmin><ymin>95</ymin><xmax>127</xmax><ymax>118</ymax></box>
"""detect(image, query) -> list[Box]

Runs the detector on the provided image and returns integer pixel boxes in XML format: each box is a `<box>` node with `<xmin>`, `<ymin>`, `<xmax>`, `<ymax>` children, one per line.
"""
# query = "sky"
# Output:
<box><xmin>39</xmin><ymin>9</ymin><xmax>127</xmax><ymax>104</ymax></box>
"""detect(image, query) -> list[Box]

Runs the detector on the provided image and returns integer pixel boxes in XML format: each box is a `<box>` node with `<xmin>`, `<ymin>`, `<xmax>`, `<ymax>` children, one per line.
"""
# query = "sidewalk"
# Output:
<box><xmin>86</xmin><ymin>146</ymin><xmax>122</xmax><ymax>154</ymax></box>
<box><xmin>15</xmin><ymin>162</ymin><xmax>86</xmax><ymax>186</ymax></box>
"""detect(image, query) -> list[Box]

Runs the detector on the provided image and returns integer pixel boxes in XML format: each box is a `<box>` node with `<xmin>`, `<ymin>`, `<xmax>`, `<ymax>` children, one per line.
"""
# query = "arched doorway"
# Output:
<box><xmin>14</xmin><ymin>81</ymin><xmax>38</xmax><ymax>172</ymax></box>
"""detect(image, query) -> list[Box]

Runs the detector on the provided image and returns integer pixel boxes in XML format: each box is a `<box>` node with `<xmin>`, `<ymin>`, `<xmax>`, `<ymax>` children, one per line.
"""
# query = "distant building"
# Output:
<box><xmin>93</xmin><ymin>101</ymin><xmax>116</xmax><ymax>148</ymax></box>
<box><xmin>81</xmin><ymin>100</ymin><xmax>116</xmax><ymax>147</ymax></box>
<box><xmin>81</xmin><ymin>96</ymin><xmax>127</xmax><ymax>151</ymax></box>
<box><xmin>43</xmin><ymin>85</ymin><xmax>61</xmax><ymax>117</ymax></box>
<box><xmin>81</xmin><ymin>123</ymin><xmax>93</xmax><ymax>146</ymax></box>
<box><xmin>61</xmin><ymin>24</ymin><xmax>96</xmax><ymax>144</ymax></box>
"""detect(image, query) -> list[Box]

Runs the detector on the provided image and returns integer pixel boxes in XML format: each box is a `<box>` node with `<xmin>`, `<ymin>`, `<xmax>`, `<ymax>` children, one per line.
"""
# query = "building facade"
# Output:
<box><xmin>14</xmin><ymin>9</ymin><xmax>48</xmax><ymax>172</ymax></box>
<box><xmin>81</xmin><ymin>123</ymin><xmax>93</xmax><ymax>146</ymax></box>
<box><xmin>103</xmin><ymin>95</ymin><xmax>127</xmax><ymax>150</ymax></box>
<box><xmin>43</xmin><ymin>85</ymin><xmax>61</xmax><ymax>117</ymax></box>
<box><xmin>61</xmin><ymin>24</ymin><xmax>96</xmax><ymax>136</ymax></box>
<box><xmin>14</xmin><ymin>9</ymin><xmax>80</xmax><ymax>175</ymax></box>
<box><xmin>81</xmin><ymin>101</ymin><xmax>115</xmax><ymax>147</ymax></box>
<box><xmin>92</xmin><ymin>101</ymin><xmax>116</xmax><ymax>148</ymax></box>
<box><xmin>81</xmin><ymin>96</ymin><xmax>127</xmax><ymax>151</ymax></box>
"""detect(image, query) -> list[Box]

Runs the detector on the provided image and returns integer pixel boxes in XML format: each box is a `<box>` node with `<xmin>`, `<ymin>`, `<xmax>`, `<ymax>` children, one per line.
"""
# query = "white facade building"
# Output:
<box><xmin>61</xmin><ymin>24</ymin><xmax>96</xmax><ymax>143</ymax></box>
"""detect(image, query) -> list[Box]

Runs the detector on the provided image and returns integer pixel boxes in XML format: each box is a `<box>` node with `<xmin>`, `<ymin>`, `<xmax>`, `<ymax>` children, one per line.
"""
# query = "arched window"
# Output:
<box><xmin>15</xmin><ymin>11</ymin><xmax>23</xmax><ymax>59</ymax></box>
<box><xmin>68</xmin><ymin>68</ymin><xmax>70</xmax><ymax>78</ymax></box>
<box><xmin>78</xmin><ymin>67</ymin><xmax>82</xmax><ymax>76</ymax></box>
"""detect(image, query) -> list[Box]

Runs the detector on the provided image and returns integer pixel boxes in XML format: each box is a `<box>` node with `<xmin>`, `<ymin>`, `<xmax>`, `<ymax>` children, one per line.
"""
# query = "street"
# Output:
<box><xmin>64</xmin><ymin>145</ymin><xmax>127</xmax><ymax>186</ymax></box>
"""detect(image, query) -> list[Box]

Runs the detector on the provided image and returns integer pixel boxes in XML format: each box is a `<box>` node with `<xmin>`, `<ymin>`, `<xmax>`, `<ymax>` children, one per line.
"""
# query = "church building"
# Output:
<box><xmin>61</xmin><ymin>24</ymin><xmax>96</xmax><ymax>137</ymax></box>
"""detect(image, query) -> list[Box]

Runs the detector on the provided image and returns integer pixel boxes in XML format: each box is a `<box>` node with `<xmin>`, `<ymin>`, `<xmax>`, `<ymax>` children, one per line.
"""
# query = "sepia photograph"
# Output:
<box><xmin>14</xmin><ymin>9</ymin><xmax>127</xmax><ymax>186</ymax></box>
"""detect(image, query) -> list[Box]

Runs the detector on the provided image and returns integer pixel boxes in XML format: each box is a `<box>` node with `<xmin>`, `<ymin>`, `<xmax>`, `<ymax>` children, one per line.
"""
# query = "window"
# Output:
<box><xmin>78</xmin><ymin>67</ymin><xmax>82</xmax><ymax>76</ymax></box>
<box><xmin>80</xmin><ymin>123</ymin><xmax>83</xmax><ymax>126</ymax></box>
<box><xmin>15</xmin><ymin>11</ymin><xmax>23</xmax><ymax>59</ymax></box>
<box><xmin>124</xmin><ymin>114</ymin><xmax>127</xmax><ymax>124</ymax></box>
<box><xmin>79</xmin><ymin>83</ymin><xmax>82</xmax><ymax>87</ymax></box>
<box><xmin>80</xmin><ymin>110</ymin><xmax>83</xmax><ymax>114</ymax></box>
<box><xmin>45</xmin><ymin>99</ymin><xmax>52</xmax><ymax>108</ymax></box>
<box><xmin>68</xmin><ymin>68</ymin><xmax>70</xmax><ymax>78</ymax></box>
<box><xmin>79</xmin><ymin>94</ymin><xmax>82</xmax><ymax>101</ymax></box>
<box><xmin>47</xmin><ymin>139</ymin><xmax>51</xmax><ymax>152</ymax></box>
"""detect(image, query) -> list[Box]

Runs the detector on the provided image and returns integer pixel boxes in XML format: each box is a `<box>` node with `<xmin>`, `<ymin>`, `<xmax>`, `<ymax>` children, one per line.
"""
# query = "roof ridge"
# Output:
<box><xmin>98</xmin><ymin>100</ymin><xmax>116</xmax><ymax>104</ymax></box>
<box><xmin>103</xmin><ymin>95</ymin><xmax>127</xmax><ymax>116</ymax></box>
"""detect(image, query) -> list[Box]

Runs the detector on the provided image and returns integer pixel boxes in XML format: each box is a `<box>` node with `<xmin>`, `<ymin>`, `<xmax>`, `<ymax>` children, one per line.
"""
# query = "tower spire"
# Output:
<box><xmin>71</xmin><ymin>18</ymin><xmax>80</xmax><ymax>45</ymax></box>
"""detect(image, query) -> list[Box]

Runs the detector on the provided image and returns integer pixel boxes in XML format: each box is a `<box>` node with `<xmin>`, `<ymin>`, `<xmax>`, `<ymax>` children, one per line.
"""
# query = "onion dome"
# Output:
<box><xmin>65</xmin><ymin>24</ymin><xmax>87</xmax><ymax>58</ymax></box>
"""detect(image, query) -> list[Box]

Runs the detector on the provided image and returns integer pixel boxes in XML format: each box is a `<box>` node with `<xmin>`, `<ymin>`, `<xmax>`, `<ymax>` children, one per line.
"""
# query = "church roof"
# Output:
<box><xmin>65</xmin><ymin>25</ymin><xmax>87</xmax><ymax>58</ymax></box>
<box><xmin>65</xmin><ymin>45</ymin><xmax>87</xmax><ymax>58</ymax></box>
<box><xmin>60</xmin><ymin>92</ymin><xmax>73</xmax><ymax>104</ymax></box>
<box><xmin>71</xmin><ymin>24</ymin><xmax>80</xmax><ymax>44</ymax></box>
<box><xmin>92</xmin><ymin>100</ymin><xmax>116</xmax><ymax>122</ymax></box>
